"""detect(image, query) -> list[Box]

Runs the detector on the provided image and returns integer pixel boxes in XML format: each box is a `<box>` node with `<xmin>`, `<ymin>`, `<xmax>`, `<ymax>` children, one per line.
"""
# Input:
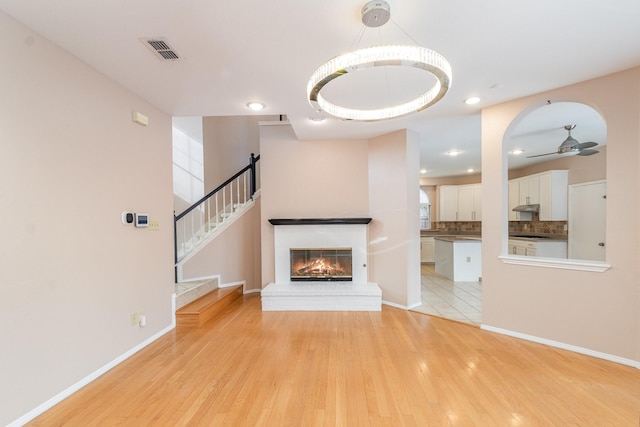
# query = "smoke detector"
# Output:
<box><xmin>141</xmin><ymin>38</ymin><xmax>180</xmax><ymax>61</ymax></box>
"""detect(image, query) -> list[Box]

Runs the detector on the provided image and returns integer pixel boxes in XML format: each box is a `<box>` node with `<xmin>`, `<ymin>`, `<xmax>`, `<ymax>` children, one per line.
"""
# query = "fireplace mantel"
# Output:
<box><xmin>268</xmin><ymin>218</ymin><xmax>372</xmax><ymax>226</ymax></box>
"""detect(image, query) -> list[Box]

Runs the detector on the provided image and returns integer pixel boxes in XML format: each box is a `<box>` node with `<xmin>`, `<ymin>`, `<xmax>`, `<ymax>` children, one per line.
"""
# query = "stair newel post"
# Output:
<box><xmin>249</xmin><ymin>153</ymin><xmax>256</xmax><ymax>200</ymax></box>
<box><xmin>173</xmin><ymin>211</ymin><xmax>178</xmax><ymax>283</ymax></box>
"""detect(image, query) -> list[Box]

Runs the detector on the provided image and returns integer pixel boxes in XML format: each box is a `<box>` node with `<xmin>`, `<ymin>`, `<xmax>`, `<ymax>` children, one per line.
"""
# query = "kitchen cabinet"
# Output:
<box><xmin>439</xmin><ymin>185</ymin><xmax>459</xmax><ymax>221</ymax></box>
<box><xmin>519</xmin><ymin>175</ymin><xmax>540</xmax><ymax>205</ymax></box>
<box><xmin>508</xmin><ymin>170</ymin><xmax>568</xmax><ymax>221</ymax></box>
<box><xmin>508</xmin><ymin>239</ymin><xmax>537</xmax><ymax>256</ymax></box>
<box><xmin>458</xmin><ymin>184</ymin><xmax>482</xmax><ymax>221</ymax></box>
<box><xmin>439</xmin><ymin>183</ymin><xmax>482</xmax><ymax>222</ymax></box>
<box><xmin>421</xmin><ymin>237</ymin><xmax>435</xmax><ymax>263</ymax></box>
<box><xmin>435</xmin><ymin>237</ymin><xmax>482</xmax><ymax>281</ymax></box>
<box><xmin>508</xmin><ymin>180</ymin><xmax>531</xmax><ymax>221</ymax></box>
<box><xmin>508</xmin><ymin>239</ymin><xmax>567</xmax><ymax>258</ymax></box>
<box><xmin>538</xmin><ymin>170</ymin><xmax>569</xmax><ymax>220</ymax></box>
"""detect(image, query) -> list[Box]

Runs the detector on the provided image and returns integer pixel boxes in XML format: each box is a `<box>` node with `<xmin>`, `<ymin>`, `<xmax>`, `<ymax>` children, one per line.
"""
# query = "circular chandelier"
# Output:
<box><xmin>307</xmin><ymin>1</ymin><xmax>452</xmax><ymax>121</ymax></box>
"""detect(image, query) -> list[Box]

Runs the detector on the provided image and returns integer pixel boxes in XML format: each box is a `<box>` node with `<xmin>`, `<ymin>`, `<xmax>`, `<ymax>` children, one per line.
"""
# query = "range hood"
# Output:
<box><xmin>512</xmin><ymin>203</ymin><xmax>540</xmax><ymax>213</ymax></box>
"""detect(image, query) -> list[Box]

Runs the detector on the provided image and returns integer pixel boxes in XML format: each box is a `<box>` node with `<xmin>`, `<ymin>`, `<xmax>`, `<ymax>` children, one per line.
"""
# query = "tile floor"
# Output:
<box><xmin>412</xmin><ymin>264</ymin><xmax>482</xmax><ymax>326</ymax></box>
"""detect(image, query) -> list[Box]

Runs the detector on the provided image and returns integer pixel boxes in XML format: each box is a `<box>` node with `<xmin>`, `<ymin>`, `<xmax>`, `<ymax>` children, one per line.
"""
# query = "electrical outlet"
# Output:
<box><xmin>148</xmin><ymin>220</ymin><xmax>160</xmax><ymax>231</ymax></box>
<box><xmin>130</xmin><ymin>311</ymin><xmax>142</xmax><ymax>326</ymax></box>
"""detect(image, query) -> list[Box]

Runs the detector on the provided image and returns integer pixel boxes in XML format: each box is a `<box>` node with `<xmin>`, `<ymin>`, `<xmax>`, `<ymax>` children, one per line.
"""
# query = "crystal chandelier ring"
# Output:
<box><xmin>307</xmin><ymin>45</ymin><xmax>452</xmax><ymax>121</ymax></box>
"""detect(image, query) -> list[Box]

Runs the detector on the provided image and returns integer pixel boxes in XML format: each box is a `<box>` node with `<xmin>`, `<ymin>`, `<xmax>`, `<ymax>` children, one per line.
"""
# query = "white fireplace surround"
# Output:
<box><xmin>262</xmin><ymin>218</ymin><xmax>382</xmax><ymax>311</ymax></box>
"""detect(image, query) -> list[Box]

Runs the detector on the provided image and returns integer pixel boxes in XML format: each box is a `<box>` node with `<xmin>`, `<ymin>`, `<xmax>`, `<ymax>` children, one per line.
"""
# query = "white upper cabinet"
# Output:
<box><xmin>438</xmin><ymin>183</ymin><xmax>482</xmax><ymax>222</ymax></box>
<box><xmin>439</xmin><ymin>185</ymin><xmax>459</xmax><ymax>221</ymax></box>
<box><xmin>508</xmin><ymin>170</ymin><xmax>568</xmax><ymax>221</ymax></box>
<box><xmin>538</xmin><ymin>170</ymin><xmax>568</xmax><ymax>221</ymax></box>
<box><xmin>509</xmin><ymin>180</ymin><xmax>531</xmax><ymax>221</ymax></box>
<box><xmin>519</xmin><ymin>175</ymin><xmax>540</xmax><ymax>205</ymax></box>
<box><xmin>458</xmin><ymin>184</ymin><xmax>482</xmax><ymax>221</ymax></box>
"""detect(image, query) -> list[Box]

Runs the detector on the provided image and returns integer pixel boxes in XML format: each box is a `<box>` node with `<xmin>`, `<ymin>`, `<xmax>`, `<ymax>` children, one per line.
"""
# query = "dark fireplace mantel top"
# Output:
<box><xmin>269</xmin><ymin>218</ymin><xmax>372</xmax><ymax>226</ymax></box>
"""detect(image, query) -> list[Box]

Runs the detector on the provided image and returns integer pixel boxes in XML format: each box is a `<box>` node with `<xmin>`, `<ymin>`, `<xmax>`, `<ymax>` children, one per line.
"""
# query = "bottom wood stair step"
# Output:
<box><xmin>176</xmin><ymin>285</ymin><xmax>243</xmax><ymax>327</ymax></box>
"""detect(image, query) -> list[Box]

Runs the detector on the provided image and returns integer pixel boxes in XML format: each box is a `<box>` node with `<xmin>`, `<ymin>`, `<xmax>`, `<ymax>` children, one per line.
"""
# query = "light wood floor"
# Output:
<box><xmin>29</xmin><ymin>294</ymin><xmax>640</xmax><ymax>426</ymax></box>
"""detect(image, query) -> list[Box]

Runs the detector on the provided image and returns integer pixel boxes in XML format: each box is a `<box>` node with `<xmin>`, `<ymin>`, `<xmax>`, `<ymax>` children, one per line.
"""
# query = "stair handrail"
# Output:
<box><xmin>175</xmin><ymin>153</ymin><xmax>259</xmax><ymax>222</ymax></box>
<box><xmin>173</xmin><ymin>153</ymin><xmax>260</xmax><ymax>277</ymax></box>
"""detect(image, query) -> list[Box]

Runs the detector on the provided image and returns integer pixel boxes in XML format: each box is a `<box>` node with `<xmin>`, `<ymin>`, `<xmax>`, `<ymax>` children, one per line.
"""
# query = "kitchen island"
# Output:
<box><xmin>434</xmin><ymin>236</ymin><xmax>482</xmax><ymax>282</ymax></box>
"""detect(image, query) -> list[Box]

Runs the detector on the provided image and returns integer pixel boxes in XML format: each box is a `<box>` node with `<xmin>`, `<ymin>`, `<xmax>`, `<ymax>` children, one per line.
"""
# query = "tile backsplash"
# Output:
<box><xmin>509</xmin><ymin>220</ymin><xmax>567</xmax><ymax>235</ymax></box>
<box><xmin>432</xmin><ymin>222</ymin><xmax>482</xmax><ymax>233</ymax></box>
<box><xmin>431</xmin><ymin>217</ymin><xmax>568</xmax><ymax>235</ymax></box>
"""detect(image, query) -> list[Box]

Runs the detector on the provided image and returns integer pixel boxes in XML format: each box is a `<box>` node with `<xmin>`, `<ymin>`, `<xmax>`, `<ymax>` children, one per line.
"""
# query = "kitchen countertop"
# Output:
<box><xmin>433</xmin><ymin>236</ymin><xmax>482</xmax><ymax>243</ymax></box>
<box><xmin>422</xmin><ymin>230</ymin><xmax>566</xmax><ymax>242</ymax></box>
<box><xmin>421</xmin><ymin>230</ymin><xmax>481</xmax><ymax>237</ymax></box>
<box><xmin>508</xmin><ymin>233</ymin><xmax>567</xmax><ymax>242</ymax></box>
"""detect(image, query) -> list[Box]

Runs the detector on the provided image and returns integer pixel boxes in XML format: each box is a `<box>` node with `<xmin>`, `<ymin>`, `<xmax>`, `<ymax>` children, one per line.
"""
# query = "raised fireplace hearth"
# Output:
<box><xmin>262</xmin><ymin>218</ymin><xmax>381</xmax><ymax>311</ymax></box>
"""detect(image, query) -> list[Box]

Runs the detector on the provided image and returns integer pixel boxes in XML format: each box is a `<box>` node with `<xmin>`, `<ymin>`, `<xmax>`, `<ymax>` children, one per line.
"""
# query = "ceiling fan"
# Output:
<box><xmin>527</xmin><ymin>125</ymin><xmax>599</xmax><ymax>158</ymax></box>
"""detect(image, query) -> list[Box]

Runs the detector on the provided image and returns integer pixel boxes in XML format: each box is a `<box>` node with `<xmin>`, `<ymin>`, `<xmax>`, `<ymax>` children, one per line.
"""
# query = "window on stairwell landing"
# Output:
<box><xmin>172</xmin><ymin>121</ymin><xmax>204</xmax><ymax>208</ymax></box>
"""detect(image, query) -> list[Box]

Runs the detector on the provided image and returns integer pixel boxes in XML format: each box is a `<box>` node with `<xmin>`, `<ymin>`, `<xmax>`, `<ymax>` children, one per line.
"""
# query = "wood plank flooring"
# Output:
<box><xmin>28</xmin><ymin>294</ymin><xmax>640</xmax><ymax>426</ymax></box>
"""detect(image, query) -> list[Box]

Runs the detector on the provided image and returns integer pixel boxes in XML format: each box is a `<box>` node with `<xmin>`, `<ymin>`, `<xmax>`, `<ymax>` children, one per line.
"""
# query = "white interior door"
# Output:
<box><xmin>568</xmin><ymin>181</ymin><xmax>606</xmax><ymax>261</ymax></box>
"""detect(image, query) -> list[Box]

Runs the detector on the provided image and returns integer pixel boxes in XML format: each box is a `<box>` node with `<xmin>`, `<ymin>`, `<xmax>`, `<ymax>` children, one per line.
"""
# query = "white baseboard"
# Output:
<box><xmin>406</xmin><ymin>300</ymin><xmax>423</xmax><ymax>310</ymax></box>
<box><xmin>178</xmin><ymin>273</ymin><xmax>220</xmax><ymax>283</ymax></box>
<box><xmin>9</xmin><ymin>323</ymin><xmax>176</xmax><ymax>427</ymax></box>
<box><xmin>382</xmin><ymin>300</ymin><xmax>408</xmax><ymax>310</ymax></box>
<box><xmin>481</xmin><ymin>324</ymin><xmax>640</xmax><ymax>369</ymax></box>
<box><xmin>219</xmin><ymin>280</ymin><xmax>245</xmax><ymax>289</ymax></box>
<box><xmin>244</xmin><ymin>288</ymin><xmax>262</xmax><ymax>295</ymax></box>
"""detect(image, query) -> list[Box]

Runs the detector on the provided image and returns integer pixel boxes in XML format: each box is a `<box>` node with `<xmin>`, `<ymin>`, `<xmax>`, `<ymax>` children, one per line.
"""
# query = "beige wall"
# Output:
<box><xmin>481</xmin><ymin>67</ymin><xmax>640</xmax><ymax>363</ymax></box>
<box><xmin>203</xmin><ymin>115</ymin><xmax>276</xmax><ymax>191</ymax></box>
<box><xmin>259</xmin><ymin>124</ymin><xmax>370</xmax><ymax>286</ymax></box>
<box><xmin>180</xmin><ymin>196</ymin><xmax>262</xmax><ymax>291</ymax></box>
<box><xmin>420</xmin><ymin>174</ymin><xmax>482</xmax><ymax>186</ymax></box>
<box><xmin>368</xmin><ymin>130</ymin><xmax>421</xmax><ymax>307</ymax></box>
<box><xmin>0</xmin><ymin>11</ymin><xmax>175</xmax><ymax>425</ymax></box>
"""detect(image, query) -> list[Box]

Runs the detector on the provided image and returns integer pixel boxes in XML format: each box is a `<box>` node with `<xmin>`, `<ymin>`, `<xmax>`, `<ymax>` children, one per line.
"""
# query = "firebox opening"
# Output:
<box><xmin>290</xmin><ymin>248</ymin><xmax>353</xmax><ymax>282</ymax></box>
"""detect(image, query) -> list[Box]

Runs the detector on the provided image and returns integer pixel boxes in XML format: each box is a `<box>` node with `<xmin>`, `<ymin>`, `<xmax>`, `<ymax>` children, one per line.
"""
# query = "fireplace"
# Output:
<box><xmin>290</xmin><ymin>248</ymin><xmax>353</xmax><ymax>282</ymax></box>
<box><xmin>263</xmin><ymin>218</ymin><xmax>381</xmax><ymax>311</ymax></box>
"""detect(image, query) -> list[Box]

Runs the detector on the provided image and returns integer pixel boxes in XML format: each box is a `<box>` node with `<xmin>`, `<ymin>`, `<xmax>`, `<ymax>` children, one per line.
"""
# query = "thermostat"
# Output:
<box><xmin>122</xmin><ymin>211</ymin><xmax>134</xmax><ymax>225</ymax></box>
<box><xmin>134</xmin><ymin>213</ymin><xmax>149</xmax><ymax>228</ymax></box>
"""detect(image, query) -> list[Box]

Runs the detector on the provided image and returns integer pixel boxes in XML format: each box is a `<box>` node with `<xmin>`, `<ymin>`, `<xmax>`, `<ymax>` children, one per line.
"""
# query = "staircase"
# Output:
<box><xmin>174</xmin><ymin>153</ymin><xmax>259</xmax><ymax>267</ymax></box>
<box><xmin>173</xmin><ymin>154</ymin><xmax>259</xmax><ymax>326</ymax></box>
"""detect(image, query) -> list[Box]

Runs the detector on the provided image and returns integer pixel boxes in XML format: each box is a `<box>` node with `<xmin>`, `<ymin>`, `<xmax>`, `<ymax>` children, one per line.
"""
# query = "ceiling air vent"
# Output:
<box><xmin>141</xmin><ymin>38</ymin><xmax>180</xmax><ymax>61</ymax></box>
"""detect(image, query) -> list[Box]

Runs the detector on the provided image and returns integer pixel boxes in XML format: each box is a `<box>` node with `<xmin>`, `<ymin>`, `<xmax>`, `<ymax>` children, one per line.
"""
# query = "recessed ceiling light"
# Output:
<box><xmin>420</xmin><ymin>169</ymin><xmax>427</xmax><ymax>174</ymax></box>
<box><xmin>467</xmin><ymin>168</ymin><xmax>475</xmax><ymax>173</ymax></box>
<box><xmin>510</xmin><ymin>149</ymin><xmax>524</xmax><ymax>155</ymax></box>
<box><xmin>464</xmin><ymin>97</ymin><xmax>481</xmax><ymax>105</ymax></box>
<box><xmin>246</xmin><ymin>101</ymin><xmax>265</xmax><ymax>111</ymax></box>
<box><xmin>447</xmin><ymin>150</ymin><xmax>461</xmax><ymax>156</ymax></box>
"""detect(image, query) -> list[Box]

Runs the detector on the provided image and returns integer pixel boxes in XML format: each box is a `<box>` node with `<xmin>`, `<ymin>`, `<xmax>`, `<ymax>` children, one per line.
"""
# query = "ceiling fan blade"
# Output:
<box><xmin>577</xmin><ymin>149</ymin><xmax>599</xmax><ymax>156</ymax></box>
<box><xmin>577</xmin><ymin>141</ymin><xmax>598</xmax><ymax>149</ymax></box>
<box><xmin>526</xmin><ymin>152</ymin><xmax>557</xmax><ymax>158</ymax></box>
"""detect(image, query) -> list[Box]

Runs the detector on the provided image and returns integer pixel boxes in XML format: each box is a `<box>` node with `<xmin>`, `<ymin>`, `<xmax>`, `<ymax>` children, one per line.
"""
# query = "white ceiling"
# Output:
<box><xmin>2</xmin><ymin>0</ymin><xmax>639</xmax><ymax>177</ymax></box>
